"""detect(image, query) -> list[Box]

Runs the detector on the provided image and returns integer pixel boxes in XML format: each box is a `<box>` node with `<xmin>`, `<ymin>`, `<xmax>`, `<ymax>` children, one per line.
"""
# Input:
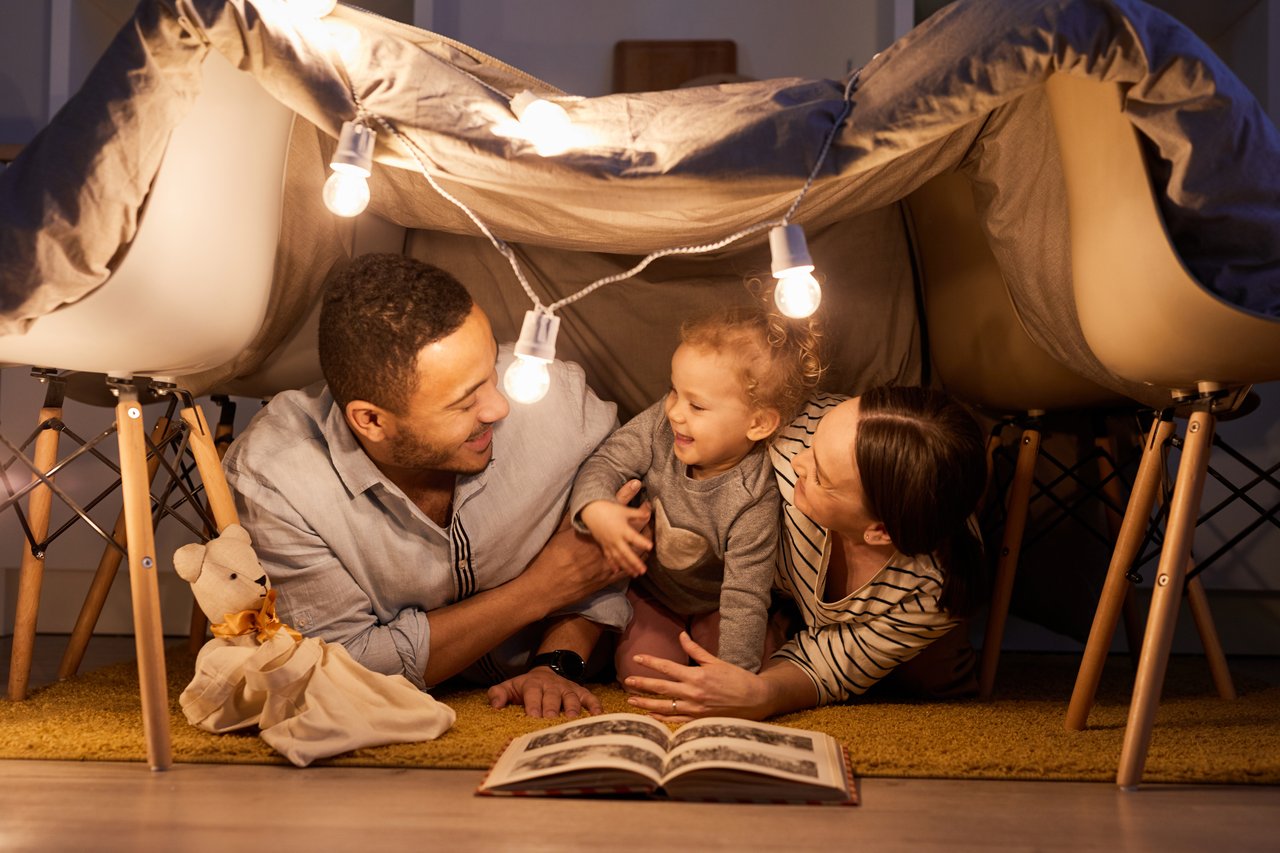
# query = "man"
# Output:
<box><xmin>223</xmin><ymin>253</ymin><xmax>638</xmax><ymax>717</ymax></box>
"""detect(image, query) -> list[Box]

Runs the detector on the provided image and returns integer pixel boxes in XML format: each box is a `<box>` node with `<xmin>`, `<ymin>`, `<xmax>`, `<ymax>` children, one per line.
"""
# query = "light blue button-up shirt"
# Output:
<box><xmin>223</xmin><ymin>346</ymin><xmax>625</xmax><ymax>690</ymax></box>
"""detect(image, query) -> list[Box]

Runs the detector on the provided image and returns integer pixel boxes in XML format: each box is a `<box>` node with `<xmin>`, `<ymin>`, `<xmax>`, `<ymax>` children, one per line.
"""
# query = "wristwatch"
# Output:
<box><xmin>529</xmin><ymin>649</ymin><xmax>587</xmax><ymax>683</ymax></box>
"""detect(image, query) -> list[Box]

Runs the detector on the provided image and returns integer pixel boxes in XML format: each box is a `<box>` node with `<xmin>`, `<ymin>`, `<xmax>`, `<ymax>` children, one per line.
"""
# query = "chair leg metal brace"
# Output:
<box><xmin>1116</xmin><ymin>408</ymin><xmax>1216</xmax><ymax>789</ymax></box>
<box><xmin>113</xmin><ymin>384</ymin><xmax>172</xmax><ymax>770</ymax></box>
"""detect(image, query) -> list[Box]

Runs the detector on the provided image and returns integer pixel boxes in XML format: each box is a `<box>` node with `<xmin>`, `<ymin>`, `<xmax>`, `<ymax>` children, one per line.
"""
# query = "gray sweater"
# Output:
<box><xmin>569</xmin><ymin>401</ymin><xmax>780</xmax><ymax>671</ymax></box>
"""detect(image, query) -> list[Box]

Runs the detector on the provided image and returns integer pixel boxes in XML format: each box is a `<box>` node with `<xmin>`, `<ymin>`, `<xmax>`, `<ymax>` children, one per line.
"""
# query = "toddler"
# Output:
<box><xmin>569</xmin><ymin>300</ymin><xmax>821</xmax><ymax>682</ymax></box>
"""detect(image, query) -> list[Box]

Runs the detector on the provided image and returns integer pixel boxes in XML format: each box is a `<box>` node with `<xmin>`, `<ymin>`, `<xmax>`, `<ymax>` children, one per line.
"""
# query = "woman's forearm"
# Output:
<box><xmin>757</xmin><ymin>659</ymin><xmax>822</xmax><ymax>718</ymax></box>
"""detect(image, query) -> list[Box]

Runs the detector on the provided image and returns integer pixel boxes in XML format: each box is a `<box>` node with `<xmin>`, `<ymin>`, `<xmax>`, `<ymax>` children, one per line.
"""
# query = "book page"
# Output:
<box><xmin>659</xmin><ymin>717</ymin><xmax>849</xmax><ymax>796</ymax></box>
<box><xmin>482</xmin><ymin>713</ymin><xmax>673</xmax><ymax>792</ymax></box>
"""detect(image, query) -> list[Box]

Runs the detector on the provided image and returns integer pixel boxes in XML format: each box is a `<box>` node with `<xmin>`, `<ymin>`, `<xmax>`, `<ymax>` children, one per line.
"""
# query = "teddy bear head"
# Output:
<box><xmin>174</xmin><ymin>523</ymin><xmax>272</xmax><ymax>624</ymax></box>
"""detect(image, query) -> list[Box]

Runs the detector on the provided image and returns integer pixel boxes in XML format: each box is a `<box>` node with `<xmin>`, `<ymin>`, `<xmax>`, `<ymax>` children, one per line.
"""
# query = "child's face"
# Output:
<box><xmin>790</xmin><ymin>397</ymin><xmax>879</xmax><ymax>536</ymax></box>
<box><xmin>664</xmin><ymin>343</ymin><xmax>776</xmax><ymax>479</ymax></box>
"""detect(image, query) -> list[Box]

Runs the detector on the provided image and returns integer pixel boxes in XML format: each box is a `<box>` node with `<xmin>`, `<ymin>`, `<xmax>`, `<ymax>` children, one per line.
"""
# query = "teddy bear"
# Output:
<box><xmin>175</xmin><ymin>523</ymin><xmax>455</xmax><ymax>766</ymax></box>
<box><xmin>174</xmin><ymin>523</ymin><xmax>281</xmax><ymax>636</ymax></box>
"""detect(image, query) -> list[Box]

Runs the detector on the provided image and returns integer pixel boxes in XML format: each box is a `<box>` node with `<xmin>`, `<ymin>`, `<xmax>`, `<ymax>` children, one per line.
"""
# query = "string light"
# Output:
<box><xmin>491</xmin><ymin>90</ymin><xmax>577</xmax><ymax>156</ymax></box>
<box><xmin>323</xmin><ymin>119</ymin><xmax>374</xmax><ymax>217</ymax></box>
<box><xmin>329</xmin><ymin>58</ymin><xmax>862</xmax><ymax>400</ymax></box>
<box><xmin>769</xmin><ymin>224</ymin><xmax>822</xmax><ymax>318</ymax></box>
<box><xmin>504</xmin><ymin>310</ymin><xmax>560</xmax><ymax>404</ymax></box>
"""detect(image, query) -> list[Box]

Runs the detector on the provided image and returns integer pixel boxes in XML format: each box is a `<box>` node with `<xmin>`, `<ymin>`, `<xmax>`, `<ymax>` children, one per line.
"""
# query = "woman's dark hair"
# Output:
<box><xmin>854</xmin><ymin>386</ymin><xmax>987</xmax><ymax>616</ymax></box>
<box><xmin>318</xmin><ymin>253</ymin><xmax>473</xmax><ymax>414</ymax></box>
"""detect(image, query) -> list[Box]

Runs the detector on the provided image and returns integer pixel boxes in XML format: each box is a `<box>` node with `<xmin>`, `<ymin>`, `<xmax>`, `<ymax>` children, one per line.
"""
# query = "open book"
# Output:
<box><xmin>478</xmin><ymin>713</ymin><xmax>856</xmax><ymax>804</ymax></box>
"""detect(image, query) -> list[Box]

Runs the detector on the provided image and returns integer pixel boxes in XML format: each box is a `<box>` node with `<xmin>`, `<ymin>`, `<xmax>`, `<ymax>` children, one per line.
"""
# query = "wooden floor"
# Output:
<box><xmin>2</xmin><ymin>636</ymin><xmax>1279</xmax><ymax>852</ymax></box>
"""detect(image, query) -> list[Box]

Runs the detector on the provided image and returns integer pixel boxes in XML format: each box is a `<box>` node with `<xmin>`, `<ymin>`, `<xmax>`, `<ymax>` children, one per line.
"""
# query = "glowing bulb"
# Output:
<box><xmin>322</xmin><ymin>170</ymin><xmax>371</xmax><ymax>217</ymax></box>
<box><xmin>773</xmin><ymin>269</ymin><xmax>823</xmax><ymax>318</ymax></box>
<box><xmin>510</xmin><ymin>91</ymin><xmax>573</xmax><ymax>156</ymax></box>
<box><xmin>289</xmin><ymin>0</ymin><xmax>338</xmax><ymax>18</ymax></box>
<box><xmin>504</xmin><ymin>356</ymin><xmax>552</xmax><ymax>404</ymax></box>
<box><xmin>300</xmin><ymin>18</ymin><xmax>363</xmax><ymax>67</ymax></box>
<box><xmin>504</xmin><ymin>310</ymin><xmax>561</xmax><ymax>404</ymax></box>
<box><xmin>769</xmin><ymin>224</ymin><xmax>821</xmax><ymax>318</ymax></box>
<box><xmin>324</xmin><ymin>120</ymin><xmax>375</xmax><ymax>217</ymax></box>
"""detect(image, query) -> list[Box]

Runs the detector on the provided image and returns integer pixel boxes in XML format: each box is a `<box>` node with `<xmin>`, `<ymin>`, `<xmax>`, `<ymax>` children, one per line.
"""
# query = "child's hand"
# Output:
<box><xmin>581</xmin><ymin>495</ymin><xmax>652</xmax><ymax>577</ymax></box>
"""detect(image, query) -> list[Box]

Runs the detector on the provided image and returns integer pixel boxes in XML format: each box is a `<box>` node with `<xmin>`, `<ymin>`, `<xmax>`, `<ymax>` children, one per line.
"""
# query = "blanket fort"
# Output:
<box><xmin>1</xmin><ymin>0</ymin><xmax>1277</xmax><ymax>414</ymax></box>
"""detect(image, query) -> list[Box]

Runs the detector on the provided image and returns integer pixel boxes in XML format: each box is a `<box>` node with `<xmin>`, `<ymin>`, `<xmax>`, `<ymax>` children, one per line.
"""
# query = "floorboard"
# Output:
<box><xmin>2</xmin><ymin>635</ymin><xmax>1277</xmax><ymax>851</ymax></box>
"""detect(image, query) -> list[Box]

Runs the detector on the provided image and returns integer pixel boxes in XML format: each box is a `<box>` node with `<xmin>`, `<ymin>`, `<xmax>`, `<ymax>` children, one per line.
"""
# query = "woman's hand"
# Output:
<box><xmin>622</xmin><ymin>631</ymin><xmax>778</xmax><ymax>722</ymax></box>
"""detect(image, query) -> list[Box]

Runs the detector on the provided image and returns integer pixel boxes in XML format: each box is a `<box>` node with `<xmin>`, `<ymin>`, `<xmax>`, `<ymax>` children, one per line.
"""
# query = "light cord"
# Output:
<box><xmin>782</xmin><ymin>67</ymin><xmax>861</xmax><ymax>225</ymax></box>
<box><xmin>349</xmin><ymin>65</ymin><xmax>861</xmax><ymax>315</ymax></box>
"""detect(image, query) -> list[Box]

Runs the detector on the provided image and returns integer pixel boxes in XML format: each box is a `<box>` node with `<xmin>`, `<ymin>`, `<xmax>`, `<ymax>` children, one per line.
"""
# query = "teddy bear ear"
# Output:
<box><xmin>221</xmin><ymin>523</ymin><xmax>252</xmax><ymax>545</ymax></box>
<box><xmin>173</xmin><ymin>542</ymin><xmax>205</xmax><ymax>583</ymax></box>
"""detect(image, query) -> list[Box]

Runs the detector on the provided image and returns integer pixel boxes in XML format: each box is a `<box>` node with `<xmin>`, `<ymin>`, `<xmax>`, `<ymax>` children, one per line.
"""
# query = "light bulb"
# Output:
<box><xmin>773</xmin><ymin>269</ymin><xmax>823</xmax><ymax>318</ymax></box>
<box><xmin>503</xmin><ymin>309</ymin><xmax>561</xmax><ymax>404</ymax></box>
<box><xmin>769</xmin><ymin>224</ymin><xmax>821</xmax><ymax>319</ymax></box>
<box><xmin>322</xmin><ymin>170</ymin><xmax>370</xmax><ymax>217</ymax></box>
<box><xmin>504</xmin><ymin>356</ymin><xmax>552</xmax><ymax>404</ymax></box>
<box><xmin>288</xmin><ymin>0</ymin><xmax>338</xmax><ymax>18</ymax></box>
<box><xmin>324</xmin><ymin>120</ymin><xmax>375</xmax><ymax>217</ymax></box>
<box><xmin>510</xmin><ymin>91</ymin><xmax>573</xmax><ymax>156</ymax></box>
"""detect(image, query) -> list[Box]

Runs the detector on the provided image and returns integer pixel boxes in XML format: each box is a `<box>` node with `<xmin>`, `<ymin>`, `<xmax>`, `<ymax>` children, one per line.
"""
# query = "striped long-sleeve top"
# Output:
<box><xmin>767</xmin><ymin>395</ymin><xmax>958</xmax><ymax>704</ymax></box>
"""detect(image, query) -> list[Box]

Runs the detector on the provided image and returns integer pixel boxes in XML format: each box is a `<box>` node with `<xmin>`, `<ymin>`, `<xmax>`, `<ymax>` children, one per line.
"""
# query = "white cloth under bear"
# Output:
<box><xmin>175</xmin><ymin>524</ymin><xmax>454</xmax><ymax>767</ymax></box>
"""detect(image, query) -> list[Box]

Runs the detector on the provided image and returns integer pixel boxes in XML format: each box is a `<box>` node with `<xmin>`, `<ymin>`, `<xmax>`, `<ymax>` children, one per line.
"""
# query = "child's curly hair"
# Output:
<box><xmin>680</xmin><ymin>277</ymin><xmax>825</xmax><ymax>434</ymax></box>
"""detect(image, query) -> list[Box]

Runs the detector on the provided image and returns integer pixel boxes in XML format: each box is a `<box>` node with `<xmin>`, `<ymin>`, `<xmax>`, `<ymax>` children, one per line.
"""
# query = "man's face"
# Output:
<box><xmin>383</xmin><ymin>306</ymin><xmax>510</xmax><ymax>475</ymax></box>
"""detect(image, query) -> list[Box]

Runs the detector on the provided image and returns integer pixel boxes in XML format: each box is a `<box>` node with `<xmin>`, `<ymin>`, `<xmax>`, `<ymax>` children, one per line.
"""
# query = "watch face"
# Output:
<box><xmin>535</xmin><ymin>650</ymin><xmax>586</xmax><ymax>682</ymax></box>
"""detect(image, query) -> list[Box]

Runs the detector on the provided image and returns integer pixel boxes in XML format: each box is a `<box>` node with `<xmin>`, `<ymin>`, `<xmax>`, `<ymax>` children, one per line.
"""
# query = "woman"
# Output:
<box><xmin>624</xmin><ymin>386</ymin><xmax>987</xmax><ymax>720</ymax></box>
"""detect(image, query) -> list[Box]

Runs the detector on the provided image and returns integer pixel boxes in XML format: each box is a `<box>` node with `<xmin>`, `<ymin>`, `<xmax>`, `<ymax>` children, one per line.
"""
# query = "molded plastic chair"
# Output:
<box><xmin>0</xmin><ymin>51</ymin><xmax>293</xmax><ymax>769</ymax></box>
<box><xmin>906</xmin><ymin>171</ymin><xmax>1150</xmax><ymax>699</ymax></box>
<box><xmin>1045</xmin><ymin>73</ymin><xmax>1280</xmax><ymax>789</ymax></box>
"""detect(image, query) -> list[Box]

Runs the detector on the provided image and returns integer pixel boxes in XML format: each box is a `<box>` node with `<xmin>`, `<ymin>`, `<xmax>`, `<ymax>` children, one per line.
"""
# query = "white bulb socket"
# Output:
<box><xmin>331</xmin><ymin>119</ymin><xmax>375</xmax><ymax>176</ymax></box>
<box><xmin>513</xmin><ymin>309</ymin><xmax>560</xmax><ymax>362</ymax></box>
<box><xmin>769</xmin><ymin>224</ymin><xmax>815</xmax><ymax>278</ymax></box>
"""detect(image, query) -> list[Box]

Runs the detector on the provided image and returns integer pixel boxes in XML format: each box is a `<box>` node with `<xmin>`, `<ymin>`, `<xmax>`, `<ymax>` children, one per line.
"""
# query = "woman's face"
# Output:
<box><xmin>790</xmin><ymin>398</ymin><xmax>879</xmax><ymax>536</ymax></box>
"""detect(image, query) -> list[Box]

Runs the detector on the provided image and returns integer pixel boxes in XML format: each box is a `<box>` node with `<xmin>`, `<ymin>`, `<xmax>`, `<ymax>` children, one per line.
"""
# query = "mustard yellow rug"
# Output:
<box><xmin>2</xmin><ymin>649</ymin><xmax>1277</xmax><ymax>784</ymax></box>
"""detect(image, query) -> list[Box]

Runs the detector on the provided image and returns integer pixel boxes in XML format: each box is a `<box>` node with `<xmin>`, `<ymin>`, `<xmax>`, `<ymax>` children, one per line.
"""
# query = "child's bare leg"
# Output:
<box><xmin>687</xmin><ymin>610</ymin><xmax>721</xmax><ymax>659</ymax></box>
<box><xmin>616</xmin><ymin>588</ymin><xmax>687</xmax><ymax>689</ymax></box>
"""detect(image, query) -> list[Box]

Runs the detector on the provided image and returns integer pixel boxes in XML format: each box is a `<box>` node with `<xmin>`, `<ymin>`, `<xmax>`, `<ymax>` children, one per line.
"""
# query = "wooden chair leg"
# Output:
<box><xmin>58</xmin><ymin>415</ymin><xmax>172</xmax><ymax>680</ymax></box>
<box><xmin>1120</xmin><ymin>584</ymin><xmax>1144</xmax><ymax>668</ymax></box>
<box><xmin>977</xmin><ymin>425</ymin><xmax>1006</xmax><ymax>515</ymax></box>
<box><xmin>1185</xmin><ymin>574</ymin><xmax>1236</xmax><ymax>701</ymax></box>
<box><xmin>1117</xmin><ymin>409</ymin><xmax>1215</xmax><ymax>790</ymax></box>
<box><xmin>114</xmin><ymin>389</ymin><xmax>172</xmax><ymax>771</ymax></box>
<box><xmin>978</xmin><ymin>423</ymin><xmax>1041</xmax><ymax>700</ymax></box>
<box><xmin>1066</xmin><ymin>416</ymin><xmax>1173</xmax><ymax>730</ymax></box>
<box><xmin>6</xmin><ymin>391</ymin><xmax>63</xmax><ymax>701</ymax></box>
<box><xmin>179</xmin><ymin>402</ymin><xmax>239</xmax><ymax>532</ymax></box>
<box><xmin>187</xmin><ymin>397</ymin><xmax>236</xmax><ymax>653</ymax></box>
<box><xmin>1093</xmin><ymin>426</ymin><xmax>1145</xmax><ymax>665</ymax></box>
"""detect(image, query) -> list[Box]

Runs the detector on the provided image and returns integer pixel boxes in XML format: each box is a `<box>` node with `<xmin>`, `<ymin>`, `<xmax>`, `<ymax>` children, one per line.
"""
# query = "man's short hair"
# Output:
<box><xmin>318</xmin><ymin>253</ymin><xmax>474</xmax><ymax>414</ymax></box>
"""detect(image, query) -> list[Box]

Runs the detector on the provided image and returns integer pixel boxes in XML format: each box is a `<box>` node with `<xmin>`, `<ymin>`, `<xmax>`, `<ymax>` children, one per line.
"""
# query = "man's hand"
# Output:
<box><xmin>487</xmin><ymin>666</ymin><xmax>603</xmax><ymax>718</ymax></box>
<box><xmin>519</xmin><ymin>480</ymin><xmax>650</xmax><ymax>612</ymax></box>
<box><xmin>580</xmin><ymin>498</ymin><xmax>652</xmax><ymax>576</ymax></box>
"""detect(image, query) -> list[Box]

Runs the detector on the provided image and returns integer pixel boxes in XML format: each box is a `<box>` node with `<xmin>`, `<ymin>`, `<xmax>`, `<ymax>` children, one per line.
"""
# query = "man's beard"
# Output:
<box><xmin>387</xmin><ymin>426</ymin><xmax>491</xmax><ymax>474</ymax></box>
